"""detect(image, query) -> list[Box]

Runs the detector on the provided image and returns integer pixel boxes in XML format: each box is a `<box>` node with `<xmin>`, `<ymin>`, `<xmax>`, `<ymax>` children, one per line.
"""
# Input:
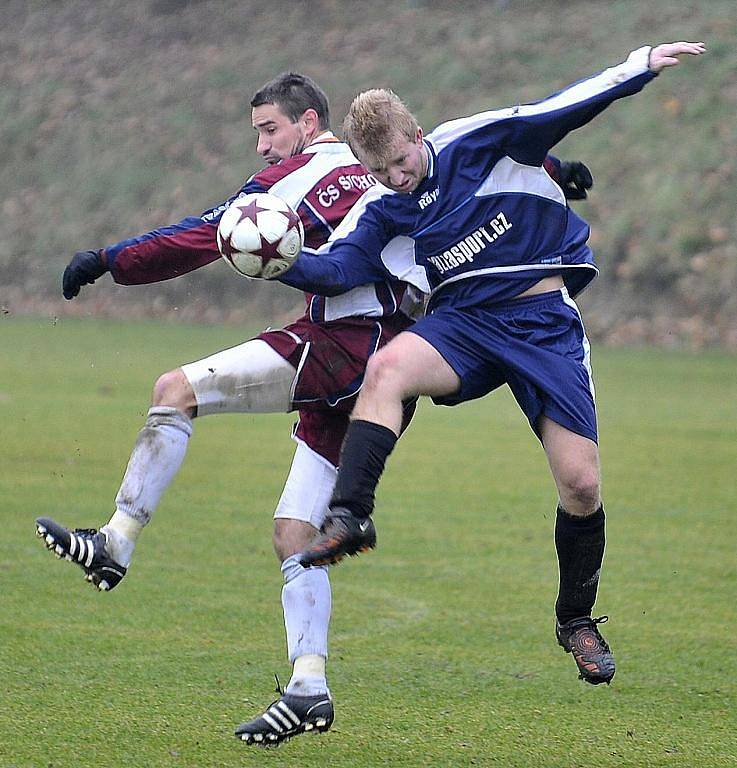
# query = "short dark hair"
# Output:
<box><xmin>250</xmin><ymin>72</ymin><xmax>330</xmax><ymax>131</ymax></box>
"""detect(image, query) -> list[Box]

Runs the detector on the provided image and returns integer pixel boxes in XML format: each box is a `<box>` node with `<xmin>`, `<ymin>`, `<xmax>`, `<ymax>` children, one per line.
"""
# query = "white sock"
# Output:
<box><xmin>281</xmin><ymin>554</ymin><xmax>331</xmax><ymax>695</ymax></box>
<box><xmin>286</xmin><ymin>672</ymin><xmax>328</xmax><ymax>697</ymax></box>
<box><xmin>101</xmin><ymin>511</ymin><xmax>140</xmax><ymax>567</ymax></box>
<box><xmin>101</xmin><ymin>406</ymin><xmax>192</xmax><ymax>567</ymax></box>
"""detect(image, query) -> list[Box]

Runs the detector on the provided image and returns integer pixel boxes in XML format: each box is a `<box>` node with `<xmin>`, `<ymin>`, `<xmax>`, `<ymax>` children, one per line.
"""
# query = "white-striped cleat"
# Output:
<box><xmin>35</xmin><ymin>517</ymin><xmax>127</xmax><ymax>591</ymax></box>
<box><xmin>235</xmin><ymin>691</ymin><xmax>334</xmax><ymax>747</ymax></box>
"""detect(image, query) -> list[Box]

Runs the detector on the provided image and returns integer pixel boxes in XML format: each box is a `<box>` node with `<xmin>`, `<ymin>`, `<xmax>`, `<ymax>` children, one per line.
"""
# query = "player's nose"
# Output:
<box><xmin>388</xmin><ymin>167</ymin><xmax>405</xmax><ymax>187</ymax></box>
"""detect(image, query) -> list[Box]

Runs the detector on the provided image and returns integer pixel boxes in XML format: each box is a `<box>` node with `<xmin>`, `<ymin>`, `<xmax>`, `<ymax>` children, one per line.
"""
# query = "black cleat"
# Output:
<box><xmin>299</xmin><ymin>507</ymin><xmax>376</xmax><ymax>567</ymax></box>
<box><xmin>235</xmin><ymin>691</ymin><xmax>334</xmax><ymax>747</ymax></box>
<box><xmin>556</xmin><ymin>615</ymin><xmax>615</xmax><ymax>685</ymax></box>
<box><xmin>35</xmin><ymin>517</ymin><xmax>127</xmax><ymax>591</ymax></box>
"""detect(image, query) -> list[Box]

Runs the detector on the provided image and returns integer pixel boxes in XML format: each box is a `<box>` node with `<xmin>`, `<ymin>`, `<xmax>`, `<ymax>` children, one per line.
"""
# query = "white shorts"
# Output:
<box><xmin>181</xmin><ymin>339</ymin><xmax>336</xmax><ymax>526</ymax></box>
<box><xmin>181</xmin><ymin>339</ymin><xmax>296</xmax><ymax>415</ymax></box>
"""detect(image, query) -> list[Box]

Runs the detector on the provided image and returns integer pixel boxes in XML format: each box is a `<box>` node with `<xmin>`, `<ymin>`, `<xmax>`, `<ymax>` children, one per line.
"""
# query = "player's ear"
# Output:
<box><xmin>301</xmin><ymin>108</ymin><xmax>320</xmax><ymax>133</ymax></box>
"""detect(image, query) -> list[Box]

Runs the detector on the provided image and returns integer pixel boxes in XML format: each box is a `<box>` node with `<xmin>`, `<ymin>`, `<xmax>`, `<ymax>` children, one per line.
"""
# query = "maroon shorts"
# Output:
<box><xmin>258</xmin><ymin>314</ymin><xmax>416</xmax><ymax>466</ymax></box>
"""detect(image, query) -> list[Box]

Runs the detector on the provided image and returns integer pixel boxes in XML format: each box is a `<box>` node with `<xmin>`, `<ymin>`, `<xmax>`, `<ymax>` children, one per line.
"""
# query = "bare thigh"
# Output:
<box><xmin>540</xmin><ymin>416</ymin><xmax>601</xmax><ymax>516</ymax></box>
<box><xmin>353</xmin><ymin>331</ymin><xmax>460</xmax><ymax>432</ymax></box>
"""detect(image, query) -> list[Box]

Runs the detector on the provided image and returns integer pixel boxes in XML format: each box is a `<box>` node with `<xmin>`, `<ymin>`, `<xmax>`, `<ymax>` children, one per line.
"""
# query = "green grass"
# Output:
<box><xmin>1</xmin><ymin>317</ymin><xmax>736</xmax><ymax>767</ymax></box>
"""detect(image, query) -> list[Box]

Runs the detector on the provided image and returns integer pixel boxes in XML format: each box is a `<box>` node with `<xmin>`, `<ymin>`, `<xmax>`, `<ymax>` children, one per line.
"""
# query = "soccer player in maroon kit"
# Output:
<box><xmin>37</xmin><ymin>72</ymin><xmax>419</xmax><ymax>744</ymax></box>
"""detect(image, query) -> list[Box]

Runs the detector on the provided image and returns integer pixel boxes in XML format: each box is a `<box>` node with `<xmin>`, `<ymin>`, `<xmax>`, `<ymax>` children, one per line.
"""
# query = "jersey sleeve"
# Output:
<box><xmin>105</xmin><ymin>176</ymin><xmax>267</xmax><ymax>285</ymax></box>
<box><xmin>429</xmin><ymin>47</ymin><xmax>656</xmax><ymax>167</ymax></box>
<box><xmin>280</xmin><ymin>241</ymin><xmax>391</xmax><ymax>296</ymax></box>
<box><xmin>278</xmin><ymin>188</ymin><xmax>397</xmax><ymax>295</ymax></box>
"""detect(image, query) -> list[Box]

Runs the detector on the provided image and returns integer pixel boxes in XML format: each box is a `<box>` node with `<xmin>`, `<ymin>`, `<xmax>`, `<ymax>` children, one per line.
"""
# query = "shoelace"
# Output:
<box><xmin>254</xmin><ymin>674</ymin><xmax>288</xmax><ymax>716</ymax></box>
<box><xmin>586</xmin><ymin>616</ymin><xmax>611</xmax><ymax>651</ymax></box>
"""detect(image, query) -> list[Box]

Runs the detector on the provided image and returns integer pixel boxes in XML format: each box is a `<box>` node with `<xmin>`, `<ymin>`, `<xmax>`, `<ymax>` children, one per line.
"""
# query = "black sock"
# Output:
<box><xmin>330</xmin><ymin>420</ymin><xmax>397</xmax><ymax>518</ymax></box>
<box><xmin>554</xmin><ymin>504</ymin><xmax>606</xmax><ymax>624</ymax></box>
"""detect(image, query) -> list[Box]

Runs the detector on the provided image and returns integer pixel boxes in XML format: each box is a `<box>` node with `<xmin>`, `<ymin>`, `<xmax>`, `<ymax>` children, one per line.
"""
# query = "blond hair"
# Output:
<box><xmin>343</xmin><ymin>89</ymin><xmax>419</xmax><ymax>163</ymax></box>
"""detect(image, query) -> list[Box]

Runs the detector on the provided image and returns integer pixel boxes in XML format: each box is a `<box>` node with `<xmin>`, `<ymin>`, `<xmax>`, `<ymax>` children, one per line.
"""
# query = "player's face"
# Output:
<box><xmin>358</xmin><ymin>128</ymin><xmax>428</xmax><ymax>193</ymax></box>
<box><xmin>252</xmin><ymin>103</ymin><xmax>309</xmax><ymax>165</ymax></box>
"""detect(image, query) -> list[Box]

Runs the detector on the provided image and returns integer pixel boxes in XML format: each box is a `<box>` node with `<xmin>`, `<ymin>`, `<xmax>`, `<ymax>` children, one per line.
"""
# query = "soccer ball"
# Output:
<box><xmin>217</xmin><ymin>193</ymin><xmax>304</xmax><ymax>279</ymax></box>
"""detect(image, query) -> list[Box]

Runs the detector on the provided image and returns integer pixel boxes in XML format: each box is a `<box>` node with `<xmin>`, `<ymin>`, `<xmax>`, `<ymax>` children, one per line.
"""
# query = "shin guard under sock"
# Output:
<box><xmin>555</xmin><ymin>504</ymin><xmax>606</xmax><ymax>624</ymax></box>
<box><xmin>281</xmin><ymin>555</ymin><xmax>331</xmax><ymax>665</ymax></box>
<box><xmin>330</xmin><ymin>420</ymin><xmax>397</xmax><ymax>518</ymax></box>
<box><xmin>103</xmin><ymin>407</ymin><xmax>192</xmax><ymax>566</ymax></box>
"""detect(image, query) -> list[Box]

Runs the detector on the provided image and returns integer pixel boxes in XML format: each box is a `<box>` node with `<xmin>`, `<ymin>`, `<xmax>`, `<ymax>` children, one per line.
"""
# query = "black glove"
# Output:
<box><xmin>559</xmin><ymin>161</ymin><xmax>593</xmax><ymax>200</ymax></box>
<box><xmin>62</xmin><ymin>250</ymin><xmax>108</xmax><ymax>299</ymax></box>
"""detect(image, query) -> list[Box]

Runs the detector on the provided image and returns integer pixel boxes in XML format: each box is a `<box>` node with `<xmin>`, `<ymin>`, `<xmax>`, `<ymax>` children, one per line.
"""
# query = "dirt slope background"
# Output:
<box><xmin>2</xmin><ymin>0</ymin><xmax>735</xmax><ymax>347</ymax></box>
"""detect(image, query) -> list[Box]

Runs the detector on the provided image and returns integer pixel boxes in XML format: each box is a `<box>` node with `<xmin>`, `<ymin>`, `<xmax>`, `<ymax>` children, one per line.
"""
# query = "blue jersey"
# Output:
<box><xmin>280</xmin><ymin>47</ymin><xmax>656</xmax><ymax>311</ymax></box>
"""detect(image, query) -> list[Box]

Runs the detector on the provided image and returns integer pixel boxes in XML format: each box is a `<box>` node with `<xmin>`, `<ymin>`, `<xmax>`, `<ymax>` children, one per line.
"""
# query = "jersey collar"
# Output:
<box><xmin>305</xmin><ymin>131</ymin><xmax>340</xmax><ymax>152</ymax></box>
<box><xmin>422</xmin><ymin>139</ymin><xmax>436</xmax><ymax>179</ymax></box>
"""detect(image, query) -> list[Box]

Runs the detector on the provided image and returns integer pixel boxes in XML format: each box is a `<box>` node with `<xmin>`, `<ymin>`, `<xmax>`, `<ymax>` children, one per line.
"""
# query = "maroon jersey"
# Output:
<box><xmin>103</xmin><ymin>133</ymin><xmax>417</xmax><ymax>323</ymax></box>
<box><xmin>103</xmin><ymin>133</ymin><xmax>420</xmax><ymax>465</ymax></box>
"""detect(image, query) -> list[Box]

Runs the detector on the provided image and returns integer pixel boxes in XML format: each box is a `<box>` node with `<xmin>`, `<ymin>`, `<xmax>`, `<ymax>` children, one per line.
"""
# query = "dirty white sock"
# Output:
<box><xmin>101</xmin><ymin>406</ymin><xmax>192</xmax><ymax>566</ymax></box>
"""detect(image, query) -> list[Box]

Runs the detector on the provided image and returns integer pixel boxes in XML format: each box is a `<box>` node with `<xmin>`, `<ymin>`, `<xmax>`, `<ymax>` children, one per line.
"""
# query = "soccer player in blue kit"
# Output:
<box><xmin>275</xmin><ymin>42</ymin><xmax>706</xmax><ymax>685</ymax></box>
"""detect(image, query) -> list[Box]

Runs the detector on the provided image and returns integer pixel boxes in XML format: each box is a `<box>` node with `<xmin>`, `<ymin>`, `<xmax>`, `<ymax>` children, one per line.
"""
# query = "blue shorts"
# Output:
<box><xmin>408</xmin><ymin>288</ymin><xmax>598</xmax><ymax>442</ymax></box>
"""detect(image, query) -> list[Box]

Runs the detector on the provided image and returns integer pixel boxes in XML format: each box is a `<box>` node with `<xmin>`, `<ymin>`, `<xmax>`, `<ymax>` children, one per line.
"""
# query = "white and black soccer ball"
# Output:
<box><xmin>217</xmin><ymin>192</ymin><xmax>304</xmax><ymax>279</ymax></box>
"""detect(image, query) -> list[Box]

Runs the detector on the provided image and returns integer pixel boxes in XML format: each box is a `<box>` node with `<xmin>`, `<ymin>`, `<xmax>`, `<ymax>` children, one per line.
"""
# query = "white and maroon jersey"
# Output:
<box><xmin>103</xmin><ymin>132</ymin><xmax>418</xmax><ymax>322</ymax></box>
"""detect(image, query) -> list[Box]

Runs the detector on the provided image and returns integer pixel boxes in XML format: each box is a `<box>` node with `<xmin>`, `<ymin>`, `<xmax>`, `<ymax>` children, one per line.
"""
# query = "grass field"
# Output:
<box><xmin>1</xmin><ymin>317</ymin><xmax>735</xmax><ymax>767</ymax></box>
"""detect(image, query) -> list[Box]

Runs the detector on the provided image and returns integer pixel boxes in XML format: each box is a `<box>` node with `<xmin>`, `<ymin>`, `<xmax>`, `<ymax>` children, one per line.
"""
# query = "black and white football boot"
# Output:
<box><xmin>35</xmin><ymin>517</ymin><xmax>127</xmax><ymax>591</ymax></box>
<box><xmin>235</xmin><ymin>687</ymin><xmax>334</xmax><ymax>747</ymax></box>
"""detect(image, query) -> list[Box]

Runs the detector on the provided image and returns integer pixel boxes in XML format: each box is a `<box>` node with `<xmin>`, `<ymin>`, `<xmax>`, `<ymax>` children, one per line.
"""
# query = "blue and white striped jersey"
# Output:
<box><xmin>281</xmin><ymin>47</ymin><xmax>656</xmax><ymax>311</ymax></box>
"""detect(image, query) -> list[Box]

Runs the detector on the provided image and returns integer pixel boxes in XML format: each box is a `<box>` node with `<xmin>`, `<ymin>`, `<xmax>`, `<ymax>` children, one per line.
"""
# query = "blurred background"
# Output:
<box><xmin>1</xmin><ymin>0</ymin><xmax>735</xmax><ymax>347</ymax></box>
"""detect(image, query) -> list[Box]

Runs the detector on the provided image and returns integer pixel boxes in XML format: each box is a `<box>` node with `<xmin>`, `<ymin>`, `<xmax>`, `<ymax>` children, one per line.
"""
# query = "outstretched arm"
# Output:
<box><xmin>438</xmin><ymin>41</ymin><xmax>707</xmax><ymax>170</ymax></box>
<box><xmin>61</xmin><ymin>175</ymin><xmax>274</xmax><ymax>298</ymax></box>
<box><xmin>61</xmin><ymin>219</ymin><xmax>223</xmax><ymax>299</ymax></box>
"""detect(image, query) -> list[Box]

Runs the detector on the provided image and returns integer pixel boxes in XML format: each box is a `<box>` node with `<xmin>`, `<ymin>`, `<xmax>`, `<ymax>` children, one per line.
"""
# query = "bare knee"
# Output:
<box><xmin>152</xmin><ymin>368</ymin><xmax>196</xmax><ymax>416</ymax></box>
<box><xmin>559</xmin><ymin>469</ymin><xmax>601</xmax><ymax>516</ymax></box>
<box><xmin>362</xmin><ymin>348</ymin><xmax>409</xmax><ymax>399</ymax></box>
<box><xmin>541</xmin><ymin>418</ymin><xmax>601</xmax><ymax>517</ymax></box>
<box><xmin>273</xmin><ymin>519</ymin><xmax>319</xmax><ymax>562</ymax></box>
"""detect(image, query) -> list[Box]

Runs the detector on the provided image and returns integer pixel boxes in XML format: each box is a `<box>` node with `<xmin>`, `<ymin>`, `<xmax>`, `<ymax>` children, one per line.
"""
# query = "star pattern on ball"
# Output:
<box><xmin>217</xmin><ymin>192</ymin><xmax>303</xmax><ymax>278</ymax></box>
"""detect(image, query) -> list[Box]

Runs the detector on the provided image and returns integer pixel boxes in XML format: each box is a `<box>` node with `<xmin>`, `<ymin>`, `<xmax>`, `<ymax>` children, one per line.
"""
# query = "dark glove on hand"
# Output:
<box><xmin>559</xmin><ymin>161</ymin><xmax>593</xmax><ymax>200</ymax></box>
<box><xmin>62</xmin><ymin>250</ymin><xmax>108</xmax><ymax>299</ymax></box>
